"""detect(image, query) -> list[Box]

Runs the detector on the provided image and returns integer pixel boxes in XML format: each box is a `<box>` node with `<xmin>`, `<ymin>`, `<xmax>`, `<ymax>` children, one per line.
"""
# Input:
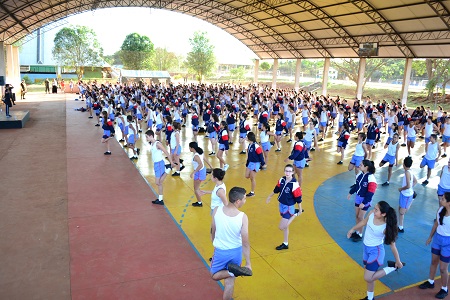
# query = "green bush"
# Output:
<box><xmin>22</xmin><ymin>75</ymin><xmax>32</xmax><ymax>84</ymax></box>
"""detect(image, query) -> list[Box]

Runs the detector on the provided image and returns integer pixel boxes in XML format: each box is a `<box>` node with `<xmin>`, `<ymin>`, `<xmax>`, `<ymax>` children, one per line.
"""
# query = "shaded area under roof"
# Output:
<box><xmin>1</xmin><ymin>0</ymin><xmax>450</xmax><ymax>59</ymax></box>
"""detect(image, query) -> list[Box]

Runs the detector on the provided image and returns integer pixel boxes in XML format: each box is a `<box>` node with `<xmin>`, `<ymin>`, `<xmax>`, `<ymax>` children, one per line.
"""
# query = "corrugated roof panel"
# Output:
<box><xmin>310</xmin><ymin>28</ymin><xmax>340</xmax><ymax>39</ymax></box>
<box><xmin>345</xmin><ymin>24</ymin><xmax>386</xmax><ymax>36</ymax></box>
<box><xmin>271</xmin><ymin>25</ymin><xmax>295</xmax><ymax>34</ymax></box>
<box><xmin>301</xmin><ymin>20</ymin><xmax>329</xmax><ymax>31</ymax></box>
<box><xmin>380</xmin><ymin>4</ymin><xmax>436</xmax><ymax>20</ymax></box>
<box><xmin>289</xmin><ymin>11</ymin><xmax>316</xmax><ymax>23</ymax></box>
<box><xmin>391</xmin><ymin>18</ymin><xmax>447</xmax><ymax>32</ymax></box>
<box><xmin>334</xmin><ymin>13</ymin><xmax>377</xmax><ymax>26</ymax></box>
<box><xmin>410</xmin><ymin>45</ymin><xmax>450</xmax><ymax>57</ymax></box>
<box><xmin>327</xmin><ymin>48</ymin><xmax>358</xmax><ymax>58</ymax></box>
<box><xmin>321</xmin><ymin>2</ymin><xmax>361</xmax><ymax>15</ymax></box>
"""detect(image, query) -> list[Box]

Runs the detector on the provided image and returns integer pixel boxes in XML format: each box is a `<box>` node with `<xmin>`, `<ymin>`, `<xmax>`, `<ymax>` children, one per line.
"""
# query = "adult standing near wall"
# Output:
<box><xmin>210</xmin><ymin>186</ymin><xmax>252</xmax><ymax>300</ymax></box>
<box><xmin>52</xmin><ymin>79</ymin><xmax>58</xmax><ymax>94</ymax></box>
<box><xmin>2</xmin><ymin>84</ymin><xmax>13</xmax><ymax>117</ymax></box>
<box><xmin>44</xmin><ymin>78</ymin><xmax>50</xmax><ymax>94</ymax></box>
<box><xmin>20</xmin><ymin>79</ymin><xmax>27</xmax><ymax>99</ymax></box>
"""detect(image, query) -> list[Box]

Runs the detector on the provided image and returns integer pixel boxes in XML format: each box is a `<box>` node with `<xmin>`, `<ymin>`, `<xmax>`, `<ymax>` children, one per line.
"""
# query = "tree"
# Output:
<box><xmin>331</xmin><ymin>58</ymin><xmax>387</xmax><ymax>93</ymax></box>
<box><xmin>119</xmin><ymin>33</ymin><xmax>154</xmax><ymax>70</ymax></box>
<box><xmin>259</xmin><ymin>62</ymin><xmax>271</xmax><ymax>71</ymax></box>
<box><xmin>425</xmin><ymin>59</ymin><xmax>449</xmax><ymax>101</ymax></box>
<box><xmin>104</xmin><ymin>51</ymin><xmax>122</xmax><ymax>66</ymax></box>
<box><xmin>52</xmin><ymin>26</ymin><xmax>103</xmax><ymax>79</ymax></box>
<box><xmin>151</xmin><ymin>47</ymin><xmax>178</xmax><ymax>71</ymax></box>
<box><xmin>229</xmin><ymin>67</ymin><xmax>246</xmax><ymax>82</ymax></box>
<box><xmin>185</xmin><ymin>31</ymin><xmax>215</xmax><ymax>82</ymax></box>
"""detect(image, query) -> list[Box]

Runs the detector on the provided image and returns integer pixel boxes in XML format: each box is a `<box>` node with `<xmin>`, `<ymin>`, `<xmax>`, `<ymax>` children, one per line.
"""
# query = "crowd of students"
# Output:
<box><xmin>76</xmin><ymin>79</ymin><xmax>450</xmax><ymax>300</ymax></box>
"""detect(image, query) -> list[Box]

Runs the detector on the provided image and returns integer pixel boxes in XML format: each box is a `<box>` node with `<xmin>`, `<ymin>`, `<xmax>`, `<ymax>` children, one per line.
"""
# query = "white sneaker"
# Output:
<box><xmin>223</xmin><ymin>164</ymin><xmax>229</xmax><ymax>171</ymax></box>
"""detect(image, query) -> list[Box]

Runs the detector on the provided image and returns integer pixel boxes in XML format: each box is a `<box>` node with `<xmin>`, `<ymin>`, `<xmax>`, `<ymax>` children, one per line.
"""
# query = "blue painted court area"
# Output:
<box><xmin>314</xmin><ymin>165</ymin><xmax>443</xmax><ymax>291</ymax></box>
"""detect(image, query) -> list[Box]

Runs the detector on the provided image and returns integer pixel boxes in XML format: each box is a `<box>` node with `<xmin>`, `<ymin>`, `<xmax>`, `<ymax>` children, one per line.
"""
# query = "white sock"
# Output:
<box><xmin>443</xmin><ymin>286</ymin><xmax>448</xmax><ymax>292</ymax></box>
<box><xmin>383</xmin><ymin>266</ymin><xmax>396</xmax><ymax>275</ymax></box>
<box><xmin>367</xmin><ymin>291</ymin><xmax>374</xmax><ymax>300</ymax></box>
<box><xmin>228</xmin><ymin>271</ymin><xmax>235</xmax><ymax>277</ymax></box>
<box><xmin>399</xmin><ymin>226</ymin><xmax>404</xmax><ymax>230</ymax></box>
<box><xmin>158</xmin><ymin>195</ymin><xmax>163</xmax><ymax>201</ymax></box>
<box><xmin>429</xmin><ymin>279</ymin><xmax>435</xmax><ymax>284</ymax></box>
<box><xmin>283</xmin><ymin>242</ymin><xmax>288</xmax><ymax>246</ymax></box>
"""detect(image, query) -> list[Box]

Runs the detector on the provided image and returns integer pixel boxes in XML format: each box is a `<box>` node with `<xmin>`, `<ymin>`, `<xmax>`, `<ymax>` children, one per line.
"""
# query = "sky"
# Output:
<box><xmin>61</xmin><ymin>7</ymin><xmax>258</xmax><ymax>65</ymax></box>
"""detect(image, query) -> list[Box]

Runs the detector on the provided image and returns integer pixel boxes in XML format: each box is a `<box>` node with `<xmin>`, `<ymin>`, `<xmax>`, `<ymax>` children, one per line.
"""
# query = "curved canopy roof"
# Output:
<box><xmin>1</xmin><ymin>0</ymin><xmax>450</xmax><ymax>59</ymax></box>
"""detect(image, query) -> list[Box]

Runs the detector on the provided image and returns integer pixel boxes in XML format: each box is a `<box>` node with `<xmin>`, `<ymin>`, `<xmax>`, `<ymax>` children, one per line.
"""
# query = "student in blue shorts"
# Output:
<box><xmin>266</xmin><ymin>164</ymin><xmax>303</xmax><ymax>250</ymax></box>
<box><xmin>145</xmin><ymin>129</ymin><xmax>174</xmax><ymax>205</ymax></box>
<box><xmin>211</xmin><ymin>187</ymin><xmax>252</xmax><ymax>300</ymax></box>
<box><xmin>397</xmin><ymin>156</ymin><xmax>417</xmax><ymax>233</ymax></box>
<box><xmin>421</xmin><ymin>134</ymin><xmax>441</xmax><ymax>186</ymax></box>
<box><xmin>419</xmin><ymin>192</ymin><xmax>450</xmax><ymax>299</ymax></box>
<box><xmin>347</xmin><ymin>201</ymin><xmax>404</xmax><ymax>300</ymax></box>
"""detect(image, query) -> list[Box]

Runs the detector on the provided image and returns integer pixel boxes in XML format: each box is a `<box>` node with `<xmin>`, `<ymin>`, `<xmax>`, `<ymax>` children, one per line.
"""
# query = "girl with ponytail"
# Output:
<box><xmin>418</xmin><ymin>192</ymin><xmax>450</xmax><ymax>299</ymax></box>
<box><xmin>189</xmin><ymin>141</ymin><xmax>213</xmax><ymax>207</ymax></box>
<box><xmin>347</xmin><ymin>200</ymin><xmax>404</xmax><ymax>300</ymax></box>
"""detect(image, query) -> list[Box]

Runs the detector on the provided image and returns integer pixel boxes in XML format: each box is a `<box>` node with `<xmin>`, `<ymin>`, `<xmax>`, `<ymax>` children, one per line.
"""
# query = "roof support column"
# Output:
<box><xmin>254</xmin><ymin>59</ymin><xmax>259</xmax><ymax>84</ymax></box>
<box><xmin>0</xmin><ymin>42</ymin><xmax>5</xmax><ymax>88</ymax></box>
<box><xmin>322</xmin><ymin>58</ymin><xmax>330</xmax><ymax>96</ymax></box>
<box><xmin>272</xmin><ymin>59</ymin><xmax>278</xmax><ymax>90</ymax></box>
<box><xmin>12</xmin><ymin>46</ymin><xmax>20</xmax><ymax>87</ymax></box>
<box><xmin>294</xmin><ymin>59</ymin><xmax>302</xmax><ymax>92</ymax></box>
<box><xmin>356</xmin><ymin>58</ymin><xmax>366</xmax><ymax>100</ymax></box>
<box><xmin>400</xmin><ymin>58</ymin><xmax>413</xmax><ymax>106</ymax></box>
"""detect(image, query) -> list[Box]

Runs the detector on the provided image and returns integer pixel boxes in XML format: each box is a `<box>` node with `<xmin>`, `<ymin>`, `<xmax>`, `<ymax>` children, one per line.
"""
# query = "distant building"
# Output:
<box><xmin>317</xmin><ymin>67</ymin><xmax>338</xmax><ymax>80</ymax></box>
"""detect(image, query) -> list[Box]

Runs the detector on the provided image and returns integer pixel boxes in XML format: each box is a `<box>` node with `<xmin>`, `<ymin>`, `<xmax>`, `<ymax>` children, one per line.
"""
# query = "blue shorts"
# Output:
<box><xmin>431</xmin><ymin>233</ymin><xmax>450</xmax><ymax>263</ymax></box>
<box><xmin>154</xmin><ymin>160</ymin><xmax>165</xmax><ymax>179</ymax></box>
<box><xmin>109</xmin><ymin>113</ymin><xmax>115</xmax><ymax>121</ymax></box>
<box><xmin>304</xmin><ymin>140</ymin><xmax>312</xmax><ymax>149</ymax></box>
<box><xmin>407</xmin><ymin>136</ymin><xmax>416</xmax><ymax>143</ymax></box>
<box><xmin>228</xmin><ymin>124</ymin><xmax>235</xmax><ymax>131</ymax></box>
<box><xmin>355</xmin><ymin>195</ymin><xmax>370</xmax><ymax>211</ymax></box>
<box><xmin>118</xmin><ymin>123</ymin><xmax>124</xmax><ymax>132</ymax></box>
<box><xmin>261</xmin><ymin>141</ymin><xmax>271</xmax><ymax>152</ymax></box>
<box><xmin>194</xmin><ymin>168</ymin><xmax>206</xmax><ymax>181</ymax></box>
<box><xmin>95</xmin><ymin>110</ymin><xmax>100</xmax><ymax>116</ymax></box>
<box><xmin>339</xmin><ymin>122</ymin><xmax>343</xmax><ymax>128</ymax></box>
<box><xmin>421</xmin><ymin>157</ymin><xmax>436</xmax><ymax>169</ymax></box>
<box><xmin>350</xmin><ymin>155</ymin><xmax>364</xmax><ymax>167</ymax></box>
<box><xmin>147</xmin><ymin>120</ymin><xmax>153</xmax><ymax>128</ymax></box>
<box><xmin>381</xmin><ymin>153</ymin><xmax>396</xmax><ymax>166</ymax></box>
<box><xmin>437</xmin><ymin>185</ymin><xmax>450</xmax><ymax>197</ymax></box>
<box><xmin>366</xmin><ymin>139</ymin><xmax>375</xmax><ymax>145</ymax></box>
<box><xmin>239</xmin><ymin>132</ymin><xmax>247</xmax><ymax>139</ymax></box>
<box><xmin>331</xmin><ymin>112</ymin><xmax>337</xmax><ymax>119</ymax></box>
<box><xmin>210</xmin><ymin>246</ymin><xmax>243</xmax><ymax>275</ymax></box>
<box><xmin>444</xmin><ymin>135</ymin><xmax>450</xmax><ymax>143</ymax></box>
<box><xmin>398</xmin><ymin>121</ymin><xmax>404</xmax><ymax>126</ymax></box>
<box><xmin>209</xmin><ymin>132</ymin><xmax>217</xmax><ymax>139</ymax></box>
<box><xmin>425</xmin><ymin>137</ymin><xmax>431</xmax><ymax>144</ymax></box>
<box><xmin>279</xmin><ymin>203</ymin><xmax>295</xmax><ymax>219</ymax></box>
<box><xmin>302</xmin><ymin>117</ymin><xmax>308</xmax><ymax>125</ymax></box>
<box><xmin>363</xmin><ymin>244</ymin><xmax>385</xmax><ymax>271</ymax></box>
<box><xmin>156</xmin><ymin>124</ymin><xmax>163</xmax><ymax>131</ymax></box>
<box><xmin>320</xmin><ymin>121</ymin><xmax>327</xmax><ymax>127</ymax></box>
<box><xmin>137</xmin><ymin>114</ymin><xmax>143</xmax><ymax>120</ymax></box>
<box><xmin>337</xmin><ymin>141</ymin><xmax>347</xmax><ymax>149</ymax></box>
<box><xmin>102</xmin><ymin>130</ymin><xmax>111</xmax><ymax>139</ymax></box>
<box><xmin>315</xmin><ymin>128</ymin><xmax>319</xmax><ymax>134</ymax></box>
<box><xmin>219</xmin><ymin>143</ymin><xmax>229</xmax><ymax>151</ymax></box>
<box><xmin>286</xmin><ymin>122</ymin><xmax>292</xmax><ymax>129</ymax></box>
<box><xmin>171</xmin><ymin>146</ymin><xmax>181</xmax><ymax>155</ymax></box>
<box><xmin>357</xmin><ymin>122</ymin><xmax>364</xmax><ymax>130</ymax></box>
<box><xmin>128</xmin><ymin>134</ymin><xmax>136</xmax><ymax>145</ymax></box>
<box><xmin>275</xmin><ymin>131</ymin><xmax>282</xmax><ymax>136</ymax></box>
<box><xmin>294</xmin><ymin>159</ymin><xmax>306</xmax><ymax>169</ymax></box>
<box><xmin>192</xmin><ymin>125</ymin><xmax>198</xmax><ymax>132</ymax></box>
<box><xmin>399</xmin><ymin>192</ymin><xmax>414</xmax><ymax>209</ymax></box>
<box><xmin>247</xmin><ymin>162</ymin><xmax>261</xmax><ymax>172</ymax></box>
